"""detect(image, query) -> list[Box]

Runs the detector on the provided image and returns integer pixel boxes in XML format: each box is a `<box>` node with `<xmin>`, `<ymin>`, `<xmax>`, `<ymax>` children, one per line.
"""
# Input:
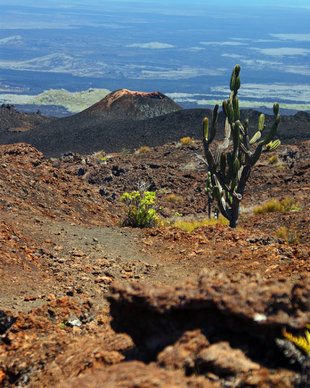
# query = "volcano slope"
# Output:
<box><xmin>1</xmin><ymin>89</ymin><xmax>310</xmax><ymax>157</ymax></box>
<box><xmin>0</xmin><ymin>136</ymin><xmax>309</xmax><ymax>387</ymax></box>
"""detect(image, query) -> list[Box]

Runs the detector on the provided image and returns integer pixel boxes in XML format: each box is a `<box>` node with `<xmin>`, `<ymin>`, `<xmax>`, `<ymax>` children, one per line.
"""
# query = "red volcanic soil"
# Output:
<box><xmin>0</xmin><ymin>139</ymin><xmax>309</xmax><ymax>387</ymax></box>
<box><xmin>82</xmin><ymin>88</ymin><xmax>182</xmax><ymax>119</ymax></box>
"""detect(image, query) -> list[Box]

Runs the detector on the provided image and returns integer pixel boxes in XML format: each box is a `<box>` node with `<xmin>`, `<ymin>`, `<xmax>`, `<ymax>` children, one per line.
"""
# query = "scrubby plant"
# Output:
<box><xmin>280</xmin><ymin>197</ymin><xmax>301</xmax><ymax>212</ymax></box>
<box><xmin>136</xmin><ymin>146</ymin><xmax>151</xmax><ymax>155</ymax></box>
<box><xmin>254</xmin><ymin>199</ymin><xmax>282</xmax><ymax>214</ymax></box>
<box><xmin>180</xmin><ymin>136</ymin><xmax>195</xmax><ymax>146</ymax></box>
<box><xmin>268</xmin><ymin>154</ymin><xmax>279</xmax><ymax>165</ymax></box>
<box><xmin>121</xmin><ymin>147</ymin><xmax>131</xmax><ymax>154</ymax></box>
<box><xmin>93</xmin><ymin>150</ymin><xmax>107</xmax><ymax>164</ymax></box>
<box><xmin>201</xmin><ymin>64</ymin><xmax>281</xmax><ymax>228</ymax></box>
<box><xmin>275</xmin><ymin>226</ymin><xmax>299</xmax><ymax>244</ymax></box>
<box><xmin>254</xmin><ymin>197</ymin><xmax>301</xmax><ymax>214</ymax></box>
<box><xmin>121</xmin><ymin>191</ymin><xmax>159</xmax><ymax>228</ymax></box>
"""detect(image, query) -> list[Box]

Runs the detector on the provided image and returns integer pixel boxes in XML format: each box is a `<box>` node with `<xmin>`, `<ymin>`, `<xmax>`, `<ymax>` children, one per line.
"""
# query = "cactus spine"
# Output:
<box><xmin>202</xmin><ymin>65</ymin><xmax>281</xmax><ymax>228</ymax></box>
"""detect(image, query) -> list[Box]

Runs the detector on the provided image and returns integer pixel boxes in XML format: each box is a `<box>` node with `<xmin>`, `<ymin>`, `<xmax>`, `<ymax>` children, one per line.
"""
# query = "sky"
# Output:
<box><xmin>0</xmin><ymin>0</ymin><xmax>309</xmax><ymax>8</ymax></box>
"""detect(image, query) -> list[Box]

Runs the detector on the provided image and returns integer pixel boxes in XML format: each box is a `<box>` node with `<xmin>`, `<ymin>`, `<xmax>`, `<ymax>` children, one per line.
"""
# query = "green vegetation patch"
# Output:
<box><xmin>121</xmin><ymin>191</ymin><xmax>160</xmax><ymax>228</ymax></box>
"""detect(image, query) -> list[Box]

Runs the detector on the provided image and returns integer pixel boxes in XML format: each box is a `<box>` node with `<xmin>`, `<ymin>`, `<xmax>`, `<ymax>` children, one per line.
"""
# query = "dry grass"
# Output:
<box><xmin>136</xmin><ymin>146</ymin><xmax>151</xmax><ymax>155</ymax></box>
<box><xmin>268</xmin><ymin>155</ymin><xmax>279</xmax><ymax>165</ymax></box>
<box><xmin>173</xmin><ymin>216</ymin><xmax>229</xmax><ymax>232</ymax></box>
<box><xmin>254</xmin><ymin>198</ymin><xmax>301</xmax><ymax>214</ymax></box>
<box><xmin>275</xmin><ymin>226</ymin><xmax>299</xmax><ymax>244</ymax></box>
<box><xmin>165</xmin><ymin>194</ymin><xmax>183</xmax><ymax>203</ymax></box>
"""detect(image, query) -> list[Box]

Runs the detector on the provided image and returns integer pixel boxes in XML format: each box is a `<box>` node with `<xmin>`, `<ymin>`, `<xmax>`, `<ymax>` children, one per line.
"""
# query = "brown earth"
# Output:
<box><xmin>0</xmin><ymin>139</ymin><xmax>309</xmax><ymax>387</ymax></box>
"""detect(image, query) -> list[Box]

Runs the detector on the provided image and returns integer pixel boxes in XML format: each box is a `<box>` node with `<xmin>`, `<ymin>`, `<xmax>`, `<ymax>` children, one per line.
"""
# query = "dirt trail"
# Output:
<box><xmin>1</xmin><ymin>212</ymin><xmax>190</xmax><ymax>313</ymax></box>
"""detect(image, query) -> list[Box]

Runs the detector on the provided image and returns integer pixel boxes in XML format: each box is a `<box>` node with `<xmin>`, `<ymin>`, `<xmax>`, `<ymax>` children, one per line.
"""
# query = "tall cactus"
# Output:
<box><xmin>202</xmin><ymin>65</ymin><xmax>281</xmax><ymax>228</ymax></box>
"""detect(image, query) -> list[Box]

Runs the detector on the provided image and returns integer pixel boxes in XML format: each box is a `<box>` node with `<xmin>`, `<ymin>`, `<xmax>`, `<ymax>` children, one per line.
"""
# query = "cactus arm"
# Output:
<box><xmin>266</xmin><ymin>139</ymin><xmax>281</xmax><ymax>151</ymax></box>
<box><xmin>262</xmin><ymin>115</ymin><xmax>280</xmax><ymax>145</ymax></box>
<box><xmin>249</xmin><ymin>131</ymin><xmax>262</xmax><ymax>145</ymax></box>
<box><xmin>209</xmin><ymin>104</ymin><xmax>219</xmax><ymax>143</ymax></box>
<box><xmin>273</xmin><ymin>102</ymin><xmax>279</xmax><ymax>116</ymax></box>
<box><xmin>233</xmin><ymin>95</ymin><xmax>240</xmax><ymax>121</ymax></box>
<box><xmin>203</xmin><ymin>117</ymin><xmax>209</xmax><ymax>142</ymax></box>
<box><xmin>258</xmin><ymin>114</ymin><xmax>265</xmax><ymax>132</ymax></box>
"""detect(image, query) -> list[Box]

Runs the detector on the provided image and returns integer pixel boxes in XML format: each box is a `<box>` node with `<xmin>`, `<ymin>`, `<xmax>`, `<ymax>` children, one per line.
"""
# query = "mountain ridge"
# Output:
<box><xmin>0</xmin><ymin>90</ymin><xmax>310</xmax><ymax>157</ymax></box>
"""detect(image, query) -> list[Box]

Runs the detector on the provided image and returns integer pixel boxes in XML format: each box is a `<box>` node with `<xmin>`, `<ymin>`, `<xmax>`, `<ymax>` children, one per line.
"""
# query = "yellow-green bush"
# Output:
<box><xmin>136</xmin><ymin>146</ymin><xmax>150</xmax><ymax>155</ymax></box>
<box><xmin>275</xmin><ymin>227</ymin><xmax>299</xmax><ymax>244</ymax></box>
<box><xmin>121</xmin><ymin>191</ymin><xmax>159</xmax><ymax>228</ymax></box>
<box><xmin>254</xmin><ymin>198</ymin><xmax>301</xmax><ymax>214</ymax></box>
<box><xmin>180</xmin><ymin>136</ymin><xmax>195</xmax><ymax>146</ymax></box>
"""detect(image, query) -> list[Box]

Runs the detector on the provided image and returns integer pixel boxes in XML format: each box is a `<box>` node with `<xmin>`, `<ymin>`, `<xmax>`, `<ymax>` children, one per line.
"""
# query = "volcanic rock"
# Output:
<box><xmin>108</xmin><ymin>273</ymin><xmax>310</xmax><ymax>360</ymax></box>
<box><xmin>57</xmin><ymin>361</ymin><xmax>218</xmax><ymax>388</ymax></box>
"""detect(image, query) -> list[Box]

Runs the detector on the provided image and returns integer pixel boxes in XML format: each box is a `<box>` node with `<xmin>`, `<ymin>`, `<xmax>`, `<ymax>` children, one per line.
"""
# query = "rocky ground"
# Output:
<box><xmin>0</xmin><ymin>139</ymin><xmax>309</xmax><ymax>387</ymax></box>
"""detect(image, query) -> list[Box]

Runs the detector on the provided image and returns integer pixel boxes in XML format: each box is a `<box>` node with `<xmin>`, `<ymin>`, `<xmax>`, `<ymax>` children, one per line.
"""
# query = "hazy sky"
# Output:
<box><xmin>0</xmin><ymin>0</ymin><xmax>309</xmax><ymax>7</ymax></box>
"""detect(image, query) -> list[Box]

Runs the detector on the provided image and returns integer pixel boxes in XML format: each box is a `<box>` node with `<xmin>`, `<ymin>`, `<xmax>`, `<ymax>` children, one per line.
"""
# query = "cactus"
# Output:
<box><xmin>202</xmin><ymin>65</ymin><xmax>281</xmax><ymax>228</ymax></box>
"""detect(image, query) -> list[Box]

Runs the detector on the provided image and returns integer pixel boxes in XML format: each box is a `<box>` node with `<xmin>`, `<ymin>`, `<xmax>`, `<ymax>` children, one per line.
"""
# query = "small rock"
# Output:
<box><xmin>0</xmin><ymin>310</ymin><xmax>16</xmax><ymax>334</ymax></box>
<box><xmin>196</xmin><ymin>341</ymin><xmax>260</xmax><ymax>376</ymax></box>
<box><xmin>24</xmin><ymin>296</ymin><xmax>37</xmax><ymax>302</ymax></box>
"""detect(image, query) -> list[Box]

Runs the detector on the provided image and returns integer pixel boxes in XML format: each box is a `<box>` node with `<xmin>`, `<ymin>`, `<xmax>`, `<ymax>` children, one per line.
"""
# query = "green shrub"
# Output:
<box><xmin>121</xmin><ymin>191</ymin><xmax>159</xmax><ymax>228</ymax></box>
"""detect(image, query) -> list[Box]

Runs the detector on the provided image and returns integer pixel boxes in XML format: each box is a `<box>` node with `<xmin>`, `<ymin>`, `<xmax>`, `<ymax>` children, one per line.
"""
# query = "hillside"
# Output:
<box><xmin>0</xmin><ymin>103</ymin><xmax>52</xmax><ymax>132</ymax></box>
<box><xmin>0</xmin><ymin>139</ymin><xmax>309</xmax><ymax>386</ymax></box>
<box><xmin>0</xmin><ymin>89</ymin><xmax>310</xmax><ymax>157</ymax></box>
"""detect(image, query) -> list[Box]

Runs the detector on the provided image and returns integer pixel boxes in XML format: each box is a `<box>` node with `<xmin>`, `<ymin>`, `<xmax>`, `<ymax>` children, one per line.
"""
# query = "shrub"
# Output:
<box><xmin>136</xmin><ymin>146</ymin><xmax>151</xmax><ymax>155</ymax></box>
<box><xmin>93</xmin><ymin>150</ymin><xmax>107</xmax><ymax>164</ymax></box>
<box><xmin>275</xmin><ymin>226</ymin><xmax>299</xmax><ymax>244</ymax></box>
<box><xmin>121</xmin><ymin>147</ymin><xmax>131</xmax><ymax>154</ymax></box>
<box><xmin>268</xmin><ymin>155</ymin><xmax>279</xmax><ymax>165</ymax></box>
<box><xmin>180</xmin><ymin>136</ymin><xmax>195</xmax><ymax>146</ymax></box>
<box><xmin>121</xmin><ymin>191</ymin><xmax>159</xmax><ymax>228</ymax></box>
<box><xmin>254</xmin><ymin>199</ymin><xmax>281</xmax><ymax>214</ymax></box>
<box><xmin>254</xmin><ymin>198</ymin><xmax>301</xmax><ymax>214</ymax></box>
<box><xmin>280</xmin><ymin>197</ymin><xmax>301</xmax><ymax>212</ymax></box>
